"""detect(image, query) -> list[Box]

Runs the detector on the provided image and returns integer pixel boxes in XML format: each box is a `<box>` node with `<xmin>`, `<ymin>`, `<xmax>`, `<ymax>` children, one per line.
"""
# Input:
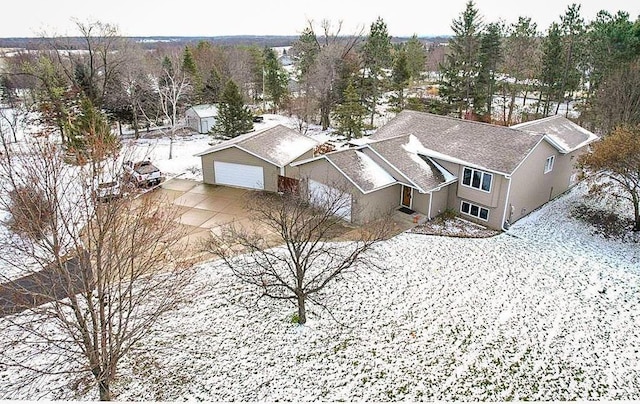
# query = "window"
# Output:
<box><xmin>461</xmin><ymin>200</ymin><xmax>489</xmax><ymax>221</ymax></box>
<box><xmin>544</xmin><ymin>156</ymin><xmax>555</xmax><ymax>174</ymax></box>
<box><xmin>462</xmin><ymin>167</ymin><xmax>492</xmax><ymax>192</ymax></box>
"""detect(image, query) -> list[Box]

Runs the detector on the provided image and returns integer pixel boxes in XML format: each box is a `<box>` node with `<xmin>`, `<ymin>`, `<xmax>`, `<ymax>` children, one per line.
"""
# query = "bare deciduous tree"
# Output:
<box><xmin>0</xmin><ymin>135</ymin><xmax>194</xmax><ymax>400</ymax></box>
<box><xmin>204</xmin><ymin>182</ymin><xmax>392</xmax><ymax>325</ymax></box>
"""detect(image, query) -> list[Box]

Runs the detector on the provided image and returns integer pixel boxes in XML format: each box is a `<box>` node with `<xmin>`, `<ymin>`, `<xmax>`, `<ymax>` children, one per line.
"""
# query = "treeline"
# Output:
<box><xmin>0</xmin><ymin>0</ymin><xmax>639</xmax><ymax>150</ymax></box>
<box><xmin>438</xmin><ymin>1</ymin><xmax>640</xmax><ymax>135</ymax></box>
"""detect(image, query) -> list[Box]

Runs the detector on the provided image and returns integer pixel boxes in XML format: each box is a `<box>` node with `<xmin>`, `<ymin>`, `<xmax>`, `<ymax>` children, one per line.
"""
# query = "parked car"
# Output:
<box><xmin>94</xmin><ymin>179</ymin><xmax>121</xmax><ymax>202</ymax></box>
<box><xmin>252</xmin><ymin>115</ymin><xmax>264</xmax><ymax>123</ymax></box>
<box><xmin>123</xmin><ymin>160</ymin><xmax>162</xmax><ymax>187</ymax></box>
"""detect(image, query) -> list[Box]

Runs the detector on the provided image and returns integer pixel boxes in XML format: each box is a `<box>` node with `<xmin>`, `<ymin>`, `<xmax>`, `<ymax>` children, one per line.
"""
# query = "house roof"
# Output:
<box><xmin>195</xmin><ymin>124</ymin><xmax>319</xmax><ymax>167</ymax></box>
<box><xmin>363</xmin><ymin>136</ymin><xmax>457</xmax><ymax>192</ymax></box>
<box><xmin>322</xmin><ymin>148</ymin><xmax>397</xmax><ymax>193</ymax></box>
<box><xmin>369</xmin><ymin>110</ymin><xmax>544</xmax><ymax>174</ymax></box>
<box><xmin>510</xmin><ymin>114</ymin><xmax>599</xmax><ymax>153</ymax></box>
<box><xmin>188</xmin><ymin>104</ymin><xmax>218</xmax><ymax>118</ymax></box>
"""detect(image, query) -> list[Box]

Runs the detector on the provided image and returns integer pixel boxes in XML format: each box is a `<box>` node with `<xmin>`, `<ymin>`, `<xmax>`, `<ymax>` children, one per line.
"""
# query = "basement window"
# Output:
<box><xmin>461</xmin><ymin>200</ymin><xmax>489</xmax><ymax>221</ymax></box>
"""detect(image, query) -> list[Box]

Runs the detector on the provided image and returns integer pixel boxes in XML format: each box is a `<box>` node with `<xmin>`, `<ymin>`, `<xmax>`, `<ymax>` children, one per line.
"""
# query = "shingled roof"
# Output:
<box><xmin>369</xmin><ymin>110</ymin><xmax>544</xmax><ymax>174</ymax></box>
<box><xmin>511</xmin><ymin>114</ymin><xmax>599</xmax><ymax>153</ymax></box>
<box><xmin>196</xmin><ymin>124</ymin><xmax>319</xmax><ymax>167</ymax></box>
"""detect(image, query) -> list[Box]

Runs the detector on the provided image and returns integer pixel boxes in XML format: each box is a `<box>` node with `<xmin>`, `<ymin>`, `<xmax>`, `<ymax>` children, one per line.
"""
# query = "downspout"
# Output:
<box><xmin>501</xmin><ymin>175</ymin><xmax>512</xmax><ymax>231</ymax></box>
<box><xmin>427</xmin><ymin>191</ymin><xmax>433</xmax><ymax>220</ymax></box>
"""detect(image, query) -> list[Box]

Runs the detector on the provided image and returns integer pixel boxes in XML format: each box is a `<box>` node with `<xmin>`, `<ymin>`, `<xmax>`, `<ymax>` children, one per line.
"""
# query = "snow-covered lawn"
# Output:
<box><xmin>2</xmin><ymin>115</ymin><xmax>639</xmax><ymax>401</ymax></box>
<box><xmin>105</xmin><ymin>181</ymin><xmax>639</xmax><ymax>401</ymax></box>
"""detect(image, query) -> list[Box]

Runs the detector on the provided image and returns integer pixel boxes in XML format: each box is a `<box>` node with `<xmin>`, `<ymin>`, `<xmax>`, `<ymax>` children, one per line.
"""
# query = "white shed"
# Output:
<box><xmin>185</xmin><ymin>104</ymin><xmax>218</xmax><ymax>134</ymax></box>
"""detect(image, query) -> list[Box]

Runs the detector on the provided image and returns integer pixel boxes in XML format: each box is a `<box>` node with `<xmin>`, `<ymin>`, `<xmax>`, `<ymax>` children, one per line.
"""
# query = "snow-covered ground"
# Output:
<box><xmin>1</xmin><ymin>114</ymin><xmax>639</xmax><ymax>401</ymax></box>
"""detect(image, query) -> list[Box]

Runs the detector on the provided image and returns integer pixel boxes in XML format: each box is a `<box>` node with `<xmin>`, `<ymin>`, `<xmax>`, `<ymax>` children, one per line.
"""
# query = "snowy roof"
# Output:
<box><xmin>188</xmin><ymin>104</ymin><xmax>218</xmax><ymax>118</ymax></box>
<box><xmin>322</xmin><ymin>149</ymin><xmax>397</xmax><ymax>193</ymax></box>
<box><xmin>196</xmin><ymin>125</ymin><xmax>319</xmax><ymax>167</ymax></box>
<box><xmin>365</xmin><ymin>135</ymin><xmax>458</xmax><ymax>192</ymax></box>
<box><xmin>511</xmin><ymin>115</ymin><xmax>599</xmax><ymax>153</ymax></box>
<box><xmin>370</xmin><ymin>110</ymin><xmax>544</xmax><ymax>174</ymax></box>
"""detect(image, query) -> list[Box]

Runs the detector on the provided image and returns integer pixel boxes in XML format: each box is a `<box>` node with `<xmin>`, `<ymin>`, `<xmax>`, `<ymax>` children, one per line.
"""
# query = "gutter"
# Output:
<box><xmin>501</xmin><ymin>175</ymin><xmax>512</xmax><ymax>231</ymax></box>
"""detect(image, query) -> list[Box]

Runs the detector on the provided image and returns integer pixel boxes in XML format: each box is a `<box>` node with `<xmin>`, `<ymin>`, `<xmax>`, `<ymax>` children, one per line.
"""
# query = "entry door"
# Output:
<box><xmin>401</xmin><ymin>185</ymin><xmax>413</xmax><ymax>208</ymax></box>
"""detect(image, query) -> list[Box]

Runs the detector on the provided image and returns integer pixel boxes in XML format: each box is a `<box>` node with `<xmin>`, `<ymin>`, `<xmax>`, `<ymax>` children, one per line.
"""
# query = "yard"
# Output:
<box><xmin>1</xmin><ymin>114</ymin><xmax>639</xmax><ymax>400</ymax></box>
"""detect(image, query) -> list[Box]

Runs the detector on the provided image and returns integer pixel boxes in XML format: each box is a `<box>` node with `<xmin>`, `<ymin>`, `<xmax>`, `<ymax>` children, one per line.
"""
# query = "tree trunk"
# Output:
<box><xmin>99</xmin><ymin>379</ymin><xmax>111</xmax><ymax>401</ymax></box>
<box><xmin>633</xmin><ymin>193</ymin><xmax>640</xmax><ymax>232</ymax></box>
<box><xmin>296</xmin><ymin>293</ymin><xmax>307</xmax><ymax>324</ymax></box>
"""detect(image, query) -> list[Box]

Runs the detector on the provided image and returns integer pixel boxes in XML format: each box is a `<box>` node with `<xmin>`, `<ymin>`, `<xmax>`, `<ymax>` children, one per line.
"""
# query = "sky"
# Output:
<box><xmin>1</xmin><ymin>0</ymin><xmax>639</xmax><ymax>38</ymax></box>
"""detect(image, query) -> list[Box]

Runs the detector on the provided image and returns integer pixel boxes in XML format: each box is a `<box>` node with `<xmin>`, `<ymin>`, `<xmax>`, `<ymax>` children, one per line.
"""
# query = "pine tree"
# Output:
<box><xmin>182</xmin><ymin>46</ymin><xmax>202</xmax><ymax>104</ymax></box>
<box><xmin>476</xmin><ymin>22</ymin><xmax>503</xmax><ymax>120</ymax></box>
<box><xmin>555</xmin><ymin>3</ymin><xmax>586</xmax><ymax>115</ymax></box>
<box><xmin>361</xmin><ymin>17</ymin><xmax>393</xmax><ymax>127</ymax></box>
<box><xmin>212</xmin><ymin>80</ymin><xmax>254</xmax><ymax>138</ymax></box>
<box><xmin>539</xmin><ymin>23</ymin><xmax>564</xmax><ymax>116</ymax></box>
<box><xmin>333</xmin><ymin>80</ymin><xmax>366</xmax><ymax>140</ymax></box>
<box><xmin>202</xmin><ymin>67</ymin><xmax>223</xmax><ymax>104</ymax></box>
<box><xmin>65</xmin><ymin>97</ymin><xmax>119</xmax><ymax>164</ymax></box>
<box><xmin>263</xmin><ymin>47</ymin><xmax>289</xmax><ymax>112</ymax></box>
<box><xmin>404</xmin><ymin>34</ymin><xmax>427</xmax><ymax>81</ymax></box>
<box><xmin>391</xmin><ymin>49</ymin><xmax>411</xmax><ymax>111</ymax></box>
<box><xmin>438</xmin><ymin>0</ymin><xmax>483</xmax><ymax>118</ymax></box>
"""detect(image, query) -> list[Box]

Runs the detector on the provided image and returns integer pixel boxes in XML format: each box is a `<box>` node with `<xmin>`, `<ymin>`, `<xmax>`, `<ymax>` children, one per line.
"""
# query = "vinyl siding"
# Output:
<box><xmin>200</xmin><ymin>147</ymin><xmax>279</xmax><ymax>192</ymax></box>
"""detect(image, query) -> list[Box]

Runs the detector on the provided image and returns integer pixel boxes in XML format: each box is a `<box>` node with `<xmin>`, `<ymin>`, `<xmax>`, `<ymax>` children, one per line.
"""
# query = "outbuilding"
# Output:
<box><xmin>185</xmin><ymin>104</ymin><xmax>218</xmax><ymax>134</ymax></box>
<box><xmin>195</xmin><ymin>125</ymin><xmax>319</xmax><ymax>192</ymax></box>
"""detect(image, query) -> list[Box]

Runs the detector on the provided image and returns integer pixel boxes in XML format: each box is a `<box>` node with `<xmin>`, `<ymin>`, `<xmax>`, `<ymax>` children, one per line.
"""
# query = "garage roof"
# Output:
<box><xmin>195</xmin><ymin>124</ymin><xmax>319</xmax><ymax>167</ymax></box>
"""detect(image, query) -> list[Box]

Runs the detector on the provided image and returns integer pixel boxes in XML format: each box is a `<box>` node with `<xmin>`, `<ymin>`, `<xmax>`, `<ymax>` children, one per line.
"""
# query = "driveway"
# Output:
<box><xmin>150</xmin><ymin>178</ymin><xmax>268</xmax><ymax>260</ymax></box>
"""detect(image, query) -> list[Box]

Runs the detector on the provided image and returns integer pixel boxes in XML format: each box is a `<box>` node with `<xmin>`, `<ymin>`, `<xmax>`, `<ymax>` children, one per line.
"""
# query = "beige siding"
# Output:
<box><xmin>430</xmin><ymin>186</ymin><xmax>450</xmax><ymax>219</ymax></box>
<box><xmin>355</xmin><ymin>184</ymin><xmax>402</xmax><ymax>223</ymax></box>
<box><xmin>412</xmin><ymin>191</ymin><xmax>430</xmax><ymax>215</ymax></box>
<box><xmin>284</xmin><ymin>150</ymin><xmax>316</xmax><ymax>177</ymax></box>
<box><xmin>449</xmin><ymin>173</ymin><xmax>509</xmax><ymax>230</ymax></box>
<box><xmin>508</xmin><ymin>140</ymin><xmax>583</xmax><ymax>224</ymax></box>
<box><xmin>296</xmin><ymin>158</ymin><xmax>402</xmax><ymax>224</ymax></box>
<box><xmin>200</xmin><ymin>147</ymin><xmax>279</xmax><ymax>192</ymax></box>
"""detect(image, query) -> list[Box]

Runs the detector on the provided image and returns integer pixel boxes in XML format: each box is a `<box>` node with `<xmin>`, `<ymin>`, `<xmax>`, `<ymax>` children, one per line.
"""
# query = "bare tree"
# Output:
<box><xmin>203</xmin><ymin>182</ymin><xmax>392</xmax><ymax>325</ymax></box>
<box><xmin>140</xmin><ymin>51</ymin><xmax>191</xmax><ymax>160</ymax></box>
<box><xmin>0</xmin><ymin>131</ymin><xmax>194</xmax><ymax>399</ymax></box>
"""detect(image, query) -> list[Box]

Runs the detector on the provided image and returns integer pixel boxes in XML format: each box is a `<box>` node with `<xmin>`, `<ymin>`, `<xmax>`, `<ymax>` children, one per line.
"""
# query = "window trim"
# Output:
<box><xmin>460</xmin><ymin>200</ymin><xmax>489</xmax><ymax>221</ymax></box>
<box><xmin>544</xmin><ymin>155</ymin><xmax>555</xmax><ymax>174</ymax></box>
<box><xmin>461</xmin><ymin>167</ymin><xmax>493</xmax><ymax>193</ymax></box>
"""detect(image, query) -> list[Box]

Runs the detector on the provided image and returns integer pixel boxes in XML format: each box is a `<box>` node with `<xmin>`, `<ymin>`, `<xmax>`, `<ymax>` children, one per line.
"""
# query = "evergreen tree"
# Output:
<box><xmin>404</xmin><ymin>34</ymin><xmax>427</xmax><ymax>81</ymax></box>
<box><xmin>438</xmin><ymin>0</ymin><xmax>483</xmax><ymax>118</ymax></box>
<box><xmin>539</xmin><ymin>23</ymin><xmax>564</xmax><ymax>116</ymax></box>
<box><xmin>361</xmin><ymin>17</ymin><xmax>393</xmax><ymax>127</ymax></box>
<box><xmin>333</xmin><ymin>79</ymin><xmax>366</xmax><ymax>140</ymax></box>
<box><xmin>391</xmin><ymin>49</ymin><xmax>411</xmax><ymax>111</ymax></box>
<box><xmin>182</xmin><ymin>46</ymin><xmax>202</xmax><ymax>104</ymax></box>
<box><xmin>263</xmin><ymin>47</ymin><xmax>289</xmax><ymax>112</ymax></box>
<box><xmin>212</xmin><ymin>80</ymin><xmax>254</xmax><ymax>138</ymax></box>
<box><xmin>65</xmin><ymin>97</ymin><xmax>119</xmax><ymax>164</ymax></box>
<box><xmin>476</xmin><ymin>22</ymin><xmax>503</xmax><ymax>120</ymax></box>
<box><xmin>555</xmin><ymin>3</ymin><xmax>586</xmax><ymax>115</ymax></box>
<box><xmin>202</xmin><ymin>67</ymin><xmax>223</xmax><ymax>104</ymax></box>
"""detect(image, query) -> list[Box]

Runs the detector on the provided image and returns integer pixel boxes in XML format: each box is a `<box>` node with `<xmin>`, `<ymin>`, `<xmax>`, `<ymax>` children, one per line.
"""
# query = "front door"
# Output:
<box><xmin>401</xmin><ymin>185</ymin><xmax>412</xmax><ymax>208</ymax></box>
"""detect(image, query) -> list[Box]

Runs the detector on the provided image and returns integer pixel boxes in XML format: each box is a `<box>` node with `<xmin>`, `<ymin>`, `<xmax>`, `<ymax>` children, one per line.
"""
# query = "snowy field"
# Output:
<box><xmin>1</xmin><ymin>114</ymin><xmax>639</xmax><ymax>401</ymax></box>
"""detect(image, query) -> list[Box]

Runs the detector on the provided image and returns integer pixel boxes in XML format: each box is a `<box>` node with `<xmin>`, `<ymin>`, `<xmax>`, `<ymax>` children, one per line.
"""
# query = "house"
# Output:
<box><xmin>290</xmin><ymin>110</ymin><xmax>599</xmax><ymax>230</ymax></box>
<box><xmin>185</xmin><ymin>104</ymin><xmax>218</xmax><ymax>134</ymax></box>
<box><xmin>196</xmin><ymin>125</ymin><xmax>319</xmax><ymax>192</ymax></box>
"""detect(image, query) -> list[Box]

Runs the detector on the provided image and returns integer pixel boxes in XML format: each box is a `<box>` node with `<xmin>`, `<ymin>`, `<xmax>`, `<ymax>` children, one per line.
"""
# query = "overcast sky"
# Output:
<box><xmin>1</xmin><ymin>0</ymin><xmax>639</xmax><ymax>38</ymax></box>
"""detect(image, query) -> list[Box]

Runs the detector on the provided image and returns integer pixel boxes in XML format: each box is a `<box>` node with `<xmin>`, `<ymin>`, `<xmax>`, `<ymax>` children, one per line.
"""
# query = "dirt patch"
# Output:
<box><xmin>410</xmin><ymin>216</ymin><xmax>500</xmax><ymax>238</ymax></box>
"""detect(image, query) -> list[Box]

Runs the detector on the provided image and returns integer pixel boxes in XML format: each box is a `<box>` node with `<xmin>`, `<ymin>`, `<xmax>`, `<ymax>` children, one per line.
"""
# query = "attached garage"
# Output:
<box><xmin>195</xmin><ymin>125</ymin><xmax>319</xmax><ymax>192</ymax></box>
<box><xmin>214</xmin><ymin>161</ymin><xmax>264</xmax><ymax>190</ymax></box>
<box><xmin>308</xmin><ymin>179</ymin><xmax>352</xmax><ymax>222</ymax></box>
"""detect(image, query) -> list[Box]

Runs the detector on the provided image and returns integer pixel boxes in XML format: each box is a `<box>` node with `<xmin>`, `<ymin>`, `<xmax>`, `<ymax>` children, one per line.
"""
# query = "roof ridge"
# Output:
<box><xmin>400</xmin><ymin>110</ymin><xmax>526</xmax><ymax>134</ymax></box>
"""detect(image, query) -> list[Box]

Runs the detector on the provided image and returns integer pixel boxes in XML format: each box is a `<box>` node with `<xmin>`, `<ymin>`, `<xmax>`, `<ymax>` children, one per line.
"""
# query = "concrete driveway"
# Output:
<box><xmin>151</xmin><ymin>178</ymin><xmax>266</xmax><ymax>259</ymax></box>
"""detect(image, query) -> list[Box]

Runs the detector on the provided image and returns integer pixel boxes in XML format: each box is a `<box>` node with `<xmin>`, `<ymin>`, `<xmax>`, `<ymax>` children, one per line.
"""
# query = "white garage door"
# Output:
<box><xmin>308</xmin><ymin>179</ymin><xmax>351</xmax><ymax>222</ymax></box>
<box><xmin>214</xmin><ymin>161</ymin><xmax>264</xmax><ymax>190</ymax></box>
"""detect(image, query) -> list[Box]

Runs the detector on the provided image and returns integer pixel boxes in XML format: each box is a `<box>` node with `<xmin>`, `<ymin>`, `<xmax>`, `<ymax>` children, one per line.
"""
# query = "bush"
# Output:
<box><xmin>7</xmin><ymin>186</ymin><xmax>53</xmax><ymax>239</ymax></box>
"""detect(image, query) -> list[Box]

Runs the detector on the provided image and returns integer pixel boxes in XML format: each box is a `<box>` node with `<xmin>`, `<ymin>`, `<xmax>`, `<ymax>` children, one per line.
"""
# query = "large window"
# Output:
<box><xmin>461</xmin><ymin>200</ymin><xmax>489</xmax><ymax>221</ymax></box>
<box><xmin>544</xmin><ymin>156</ymin><xmax>555</xmax><ymax>174</ymax></box>
<box><xmin>462</xmin><ymin>167</ymin><xmax>492</xmax><ymax>192</ymax></box>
